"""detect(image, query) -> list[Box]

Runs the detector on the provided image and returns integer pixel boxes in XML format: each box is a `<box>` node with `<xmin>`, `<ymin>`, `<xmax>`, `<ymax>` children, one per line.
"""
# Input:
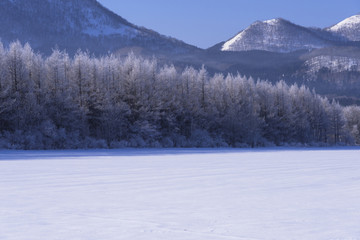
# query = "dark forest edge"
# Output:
<box><xmin>0</xmin><ymin>41</ymin><xmax>360</xmax><ymax>149</ymax></box>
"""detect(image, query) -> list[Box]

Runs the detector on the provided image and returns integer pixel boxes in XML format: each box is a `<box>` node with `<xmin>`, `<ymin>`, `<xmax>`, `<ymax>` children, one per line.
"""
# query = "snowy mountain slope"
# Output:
<box><xmin>327</xmin><ymin>14</ymin><xmax>360</xmax><ymax>41</ymax></box>
<box><xmin>0</xmin><ymin>0</ymin><xmax>198</xmax><ymax>55</ymax></box>
<box><xmin>219</xmin><ymin>18</ymin><xmax>340</xmax><ymax>53</ymax></box>
<box><xmin>328</xmin><ymin>14</ymin><xmax>360</xmax><ymax>32</ymax></box>
<box><xmin>305</xmin><ymin>55</ymin><xmax>360</xmax><ymax>73</ymax></box>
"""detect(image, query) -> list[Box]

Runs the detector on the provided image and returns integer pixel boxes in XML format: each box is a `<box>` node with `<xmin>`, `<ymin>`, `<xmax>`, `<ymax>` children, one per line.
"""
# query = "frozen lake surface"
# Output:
<box><xmin>1</xmin><ymin>148</ymin><xmax>360</xmax><ymax>240</ymax></box>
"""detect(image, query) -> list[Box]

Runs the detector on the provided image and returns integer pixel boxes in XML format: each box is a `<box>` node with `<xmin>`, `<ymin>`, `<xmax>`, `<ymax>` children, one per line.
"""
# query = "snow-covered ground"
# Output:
<box><xmin>1</xmin><ymin>148</ymin><xmax>360</xmax><ymax>240</ymax></box>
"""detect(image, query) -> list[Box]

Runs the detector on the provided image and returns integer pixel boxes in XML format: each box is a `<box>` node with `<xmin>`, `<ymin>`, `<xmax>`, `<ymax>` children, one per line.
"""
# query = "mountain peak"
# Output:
<box><xmin>221</xmin><ymin>17</ymin><xmax>332</xmax><ymax>52</ymax></box>
<box><xmin>329</xmin><ymin>14</ymin><xmax>360</xmax><ymax>31</ymax></box>
<box><xmin>262</xmin><ymin>18</ymin><xmax>289</xmax><ymax>25</ymax></box>
<box><xmin>328</xmin><ymin>14</ymin><xmax>360</xmax><ymax>41</ymax></box>
<box><xmin>248</xmin><ymin>18</ymin><xmax>292</xmax><ymax>28</ymax></box>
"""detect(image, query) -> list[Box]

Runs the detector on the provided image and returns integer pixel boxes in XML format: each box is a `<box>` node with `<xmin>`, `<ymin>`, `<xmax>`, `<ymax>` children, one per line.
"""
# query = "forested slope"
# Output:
<box><xmin>1</xmin><ymin>42</ymin><xmax>359</xmax><ymax>149</ymax></box>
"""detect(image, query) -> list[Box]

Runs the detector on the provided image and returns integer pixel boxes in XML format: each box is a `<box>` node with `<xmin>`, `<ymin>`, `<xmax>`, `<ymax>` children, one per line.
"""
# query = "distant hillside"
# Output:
<box><xmin>327</xmin><ymin>14</ymin><xmax>360</xmax><ymax>41</ymax></box>
<box><xmin>212</xmin><ymin>15</ymin><xmax>360</xmax><ymax>53</ymax></box>
<box><xmin>0</xmin><ymin>0</ymin><xmax>198</xmax><ymax>55</ymax></box>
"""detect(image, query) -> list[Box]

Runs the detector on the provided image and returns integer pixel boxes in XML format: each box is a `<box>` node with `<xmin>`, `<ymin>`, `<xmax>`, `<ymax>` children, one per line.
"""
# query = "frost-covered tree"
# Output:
<box><xmin>344</xmin><ymin>105</ymin><xmax>360</xmax><ymax>144</ymax></box>
<box><xmin>327</xmin><ymin>100</ymin><xmax>346</xmax><ymax>144</ymax></box>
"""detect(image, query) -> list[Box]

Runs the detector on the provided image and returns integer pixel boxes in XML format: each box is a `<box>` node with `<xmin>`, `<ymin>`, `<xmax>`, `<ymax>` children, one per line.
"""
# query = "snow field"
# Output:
<box><xmin>1</xmin><ymin>149</ymin><xmax>360</xmax><ymax>240</ymax></box>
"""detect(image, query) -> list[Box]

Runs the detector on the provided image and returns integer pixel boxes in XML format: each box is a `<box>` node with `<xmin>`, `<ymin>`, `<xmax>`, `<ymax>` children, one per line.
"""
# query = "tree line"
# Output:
<box><xmin>0</xmin><ymin>41</ymin><xmax>359</xmax><ymax>149</ymax></box>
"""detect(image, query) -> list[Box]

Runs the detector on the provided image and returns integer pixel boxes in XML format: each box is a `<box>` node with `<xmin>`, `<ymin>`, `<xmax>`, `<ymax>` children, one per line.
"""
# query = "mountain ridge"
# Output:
<box><xmin>216</xmin><ymin>14</ymin><xmax>360</xmax><ymax>53</ymax></box>
<box><xmin>1</xmin><ymin>0</ymin><xmax>359</xmax><ymax>55</ymax></box>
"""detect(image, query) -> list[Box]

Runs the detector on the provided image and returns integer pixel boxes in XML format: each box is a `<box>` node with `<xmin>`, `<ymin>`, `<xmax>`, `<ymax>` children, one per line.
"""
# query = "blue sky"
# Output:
<box><xmin>97</xmin><ymin>0</ymin><xmax>359</xmax><ymax>49</ymax></box>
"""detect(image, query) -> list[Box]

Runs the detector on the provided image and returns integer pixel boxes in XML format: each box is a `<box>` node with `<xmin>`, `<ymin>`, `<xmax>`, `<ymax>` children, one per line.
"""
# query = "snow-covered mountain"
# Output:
<box><xmin>0</xmin><ymin>0</ymin><xmax>198</xmax><ymax>55</ymax></box>
<box><xmin>327</xmin><ymin>14</ymin><xmax>360</xmax><ymax>41</ymax></box>
<box><xmin>219</xmin><ymin>18</ymin><xmax>342</xmax><ymax>53</ymax></box>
